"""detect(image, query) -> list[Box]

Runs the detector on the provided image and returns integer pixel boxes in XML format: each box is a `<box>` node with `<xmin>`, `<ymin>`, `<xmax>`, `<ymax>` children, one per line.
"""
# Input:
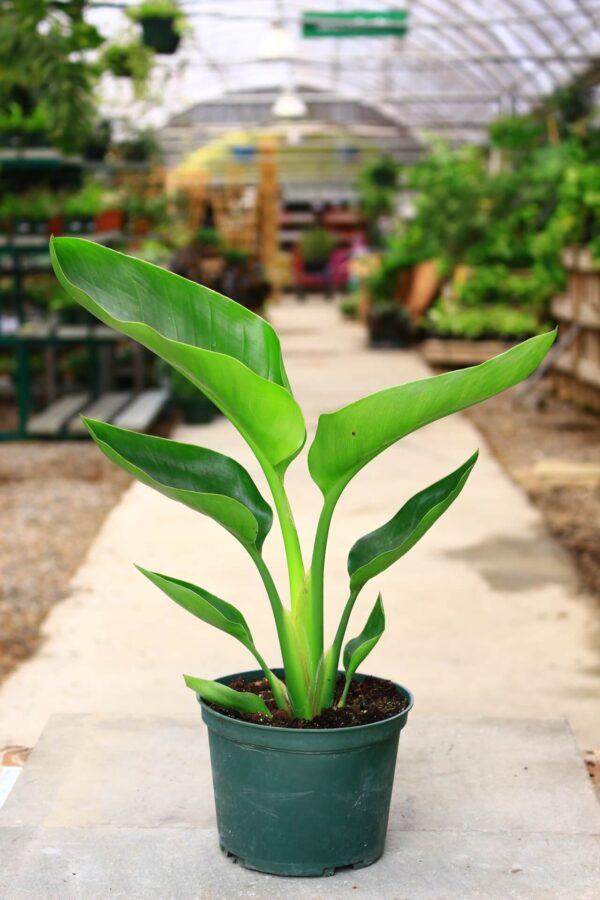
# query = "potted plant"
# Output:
<box><xmin>299</xmin><ymin>227</ymin><xmax>336</xmax><ymax>273</ymax></box>
<box><xmin>113</xmin><ymin>128</ymin><xmax>161</xmax><ymax>163</ymax></box>
<box><xmin>95</xmin><ymin>189</ymin><xmax>125</xmax><ymax>234</ymax></box>
<box><xmin>366</xmin><ymin>300</ymin><xmax>413</xmax><ymax>348</ymax></box>
<box><xmin>222</xmin><ymin>248</ymin><xmax>271</xmax><ymax>313</ymax></box>
<box><xmin>195</xmin><ymin>226</ymin><xmax>223</xmax><ymax>257</ymax></box>
<box><xmin>339</xmin><ymin>295</ymin><xmax>359</xmax><ymax>320</ymax></box>
<box><xmin>127</xmin><ymin>0</ymin><xmax>187</xmax><ymax>54</ymax></box>
<box><xmin>123</xmin><ymin>193</ymin><xmax>169</xmax><ymax>235</ymax></box>
<box><xmin>0</xmin><ymin>101</ymin><xmax>50</xmax><ymax>149</ymax></box>
<box><xmin>50</xmin><ymin>236</ymin><xmax>555</xmax><ymax>877</ymax></box>
<box><xmin>0</xmin><ymin>191</ymin><xmax>55</xmax><ymax>237</ymax></box>
<box><xmin>63</xmin><ymin>183</ymin><xmax>103</xmax><ymax>234</ymax></box>
<box><xmin>19</xmin><ymin>191</ymin><xmax>55</xmax><ymax>237</ymax></box>
<box><xmin>101</xmin><ymin>42</ymin><xmax>154</xmax><ymax>99</ymax></box>
<box><xmin>357</xmin><ymin>155</ymin><xmax>399</xmax><ymax>245</ymax></box>
<box><xmin>83</xmin><ymin>119</ymin><xmax>112</xmax><ymax>162</ymax></box>
<box><xmin>0</xmin><ymin>194</ymin><xmax>23</xmax><ymax>235</ymax></box>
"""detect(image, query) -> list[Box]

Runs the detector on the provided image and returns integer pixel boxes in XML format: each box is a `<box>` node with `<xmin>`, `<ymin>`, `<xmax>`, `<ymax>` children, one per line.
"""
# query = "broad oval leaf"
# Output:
<box><xmin>138</xmin><ymin>568</ymin><xmax>255</xmax><ymax>650</ymax></box>
<box><xmin>184</xmin><ymin>674</ymin><xmax>272</xmax><ymax>717</ymax></box>
<box><xmin>85</xmin><ymin>419</ymin><xmax>272</xmax><ymax>549</ymax></box>
<box><xmin>348</xmin><ymin>451</ymin><xmax>478</xmax><ymax>591</ymax></box>
<box><xmin>308</xmin><ymin>331</ymin><xmax>555</xmax><ymax>497</ymax></box>
<box><xmin>343</xmin><ymin>594</ymin><xmax>385</xmax><ymax>680</ymax></box>
<box><xmin>50</xmin><ymin>237</ymin><xmax>305</xmax><ymax>472</ymax></box>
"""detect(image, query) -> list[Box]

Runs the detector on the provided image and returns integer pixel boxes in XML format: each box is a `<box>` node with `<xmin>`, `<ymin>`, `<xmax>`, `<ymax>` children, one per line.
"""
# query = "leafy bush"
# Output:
<box><xmin>0</xmin><ymin>191</ymin><xmax>60</xmax><ymax>229</ymax></box>
<box><xmin>371</xmin><ymin>76</ymin><xmax>600</xmax><ymax>340</ymax></box>
<box><xmin>537</xmin><ymin>161</ymin><xmax>600</xmax><ymax>261</ymax></box>
<box><xmin>455</xmin><ymin>266</ymin><xmax>556</xmax><ymax>312</ymax></box>
<box><xmin>426</xmin><ymin>299</ymin><xmax>549</xmax><ymax>341</ymax></box>
<box><xmin>0</xmin><ymin>2</ymin><xmax>103</xmax><ymax>152</ymax></box>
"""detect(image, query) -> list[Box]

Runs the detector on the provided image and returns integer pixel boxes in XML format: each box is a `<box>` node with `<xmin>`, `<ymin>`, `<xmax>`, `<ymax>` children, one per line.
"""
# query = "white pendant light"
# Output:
<box><xmin>272</xmin><ymin>90</ymin><xmax>307</xmax><ymax>119</ymax></box>
<box><xmin>259</xmin><ymin>20</ymin><xmax>295</xmax><ymax>60</ymax></box>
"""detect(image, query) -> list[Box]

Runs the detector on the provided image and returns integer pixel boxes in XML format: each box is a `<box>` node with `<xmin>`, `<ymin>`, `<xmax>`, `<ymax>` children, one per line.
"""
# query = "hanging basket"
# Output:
<box><xmin>139</xmin><ymin>15</ymin><xmax>180</xmax><ymax>54</ymax></box>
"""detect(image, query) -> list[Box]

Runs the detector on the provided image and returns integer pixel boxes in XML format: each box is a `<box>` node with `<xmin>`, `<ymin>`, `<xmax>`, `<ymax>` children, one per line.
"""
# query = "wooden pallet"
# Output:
<box><xmin>27</xmin><ymin>393</ymin><xmax>89</xmax><ymax>436</ymax></box>
<box><xmin>68</xmin><ymin>392</ymin><xmax>132</xmax><ymax>435</ymax></box>
<box><xmin>550</xmin><ymin>253</ymin><xmax>600</xmax><ymax>411</ymax></box>
<box><xmin>421</xmin><ymin>338</ymin><xmax>515</xmax><ymax>368</ymax></box>
<box><xmin>113</xmin><ymin>388</ymin><xmax>170</xmax><ymax>432</ymax></box>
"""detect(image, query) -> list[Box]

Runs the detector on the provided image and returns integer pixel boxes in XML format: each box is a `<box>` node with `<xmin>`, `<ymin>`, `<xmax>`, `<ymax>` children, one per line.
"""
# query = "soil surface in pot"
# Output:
<box><xmin>208</xmin><ymin>675</ymin><xmax>408</xmax><ymax>728</ymax></box>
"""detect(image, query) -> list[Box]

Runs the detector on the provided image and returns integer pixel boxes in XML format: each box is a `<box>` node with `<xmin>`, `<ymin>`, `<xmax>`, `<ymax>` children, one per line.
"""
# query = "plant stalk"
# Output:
<box><xmin>250</xmin><ymin>645</ymin><xmax>291</xmax><ymax>712</ymax></box>
<box><xmin>308</xmin><ymin>487</ymin><xmax>343</xmax><ymax>666</ymax></box>
<box><xmin>338</xmin><ymin>676</ymin><xmax>353</xmax><ymax>708</ymax></box>
<box><xmin>314</xmin><ymin>586</ymin><xmax>360</xmax><ymax>711</ymax></box>
<box><xmin>262</xmin><ymin>466</ymin><xmax>305</xmax><ymax>604</ymax></box>
<box><xmin>249</xmin><ymin>547</ymin><xmax>312</xmax><ymax>718</ymax></box>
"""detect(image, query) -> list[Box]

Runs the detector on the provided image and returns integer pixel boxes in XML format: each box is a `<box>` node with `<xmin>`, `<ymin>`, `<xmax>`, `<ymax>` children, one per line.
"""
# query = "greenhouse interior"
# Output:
<box><xmin>0</xmin><ymin>2</ymin><xmax>599</xmax><ymax>897</ymax></box>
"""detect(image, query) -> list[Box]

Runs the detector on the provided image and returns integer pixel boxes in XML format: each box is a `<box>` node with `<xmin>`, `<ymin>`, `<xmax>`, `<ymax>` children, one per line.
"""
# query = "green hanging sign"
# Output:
<box><xmin>302</xmin><ymin>9</ymin><xmax>408</xmax><ymax>38</ymax></box>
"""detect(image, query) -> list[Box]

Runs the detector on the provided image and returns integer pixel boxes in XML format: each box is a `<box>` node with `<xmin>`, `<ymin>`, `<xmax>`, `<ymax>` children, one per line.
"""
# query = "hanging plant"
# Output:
<box><xmin>101</xmin><ymin>42</ymin><xmax>154</xmax><ymax>99</ymax></box>
<box><xmin>0</xmin><ymin>101</ymin><xmax>51</xmax><ymax>148</ymax></box>
<box><xmin>127</xmin><ymin>0</ymin><xmax>187</xmax><ymax>55</ymax></box>
<box><xmin>357</xmin><ymin>154</ymin><xmax>399</xmax><ymax>245</ymax></box>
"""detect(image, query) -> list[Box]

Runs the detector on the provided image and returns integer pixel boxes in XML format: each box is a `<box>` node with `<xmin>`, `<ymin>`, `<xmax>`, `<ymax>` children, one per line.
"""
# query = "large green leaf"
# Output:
<box><xmin>341</xmin><ymin>594</ymin><xmax>385</xmax><ymax>704</ymax></box>
<box><xmin>184</xmin><ymin>674</ymin><xmax>272</xmax><ymax>717</ymax></box>
<box><xmin>50</xmin><ymin>237</ymin><xmax>305</xmax><ymax>472</ymax></box>
<box><xmin>348</xmin><ymin>451</ymin><xmax>478</xmax><ymax>591</ymax></box>
<box><xmin>85</xmin><ymin>419</ymin><xmax>272</xmax><ymax>549</ymax></box>
<box><xmin>137</xmin><ymin>568</ymin><xmax>255</xmax><ymax>650</ymax></box>
<box><xmin>308</xmin><ymin>331</ymin><xmax>555</xmax><ymax>497</ymax></box>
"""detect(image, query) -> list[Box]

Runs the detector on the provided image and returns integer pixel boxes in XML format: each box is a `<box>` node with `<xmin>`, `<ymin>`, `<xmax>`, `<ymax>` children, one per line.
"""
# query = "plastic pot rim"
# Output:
<box><xmin>198</xmin><ymin>668</ymin><xmax>414</xmax><ymax>736</ymax></box>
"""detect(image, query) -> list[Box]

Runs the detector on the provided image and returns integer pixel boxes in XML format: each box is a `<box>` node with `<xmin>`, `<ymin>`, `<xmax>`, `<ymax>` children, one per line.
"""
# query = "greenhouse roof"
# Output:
<box><xmin>91</xmin><ymin>1</ymin><xmax>600</xmax><ymax>145</ymax></box>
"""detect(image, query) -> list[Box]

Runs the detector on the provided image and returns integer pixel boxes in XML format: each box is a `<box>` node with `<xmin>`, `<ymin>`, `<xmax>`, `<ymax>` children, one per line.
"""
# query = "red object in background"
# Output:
<box><xmin>292</xmin><ymin>244</ymin><xmax>331</xmax><ymax>294</ymax></box>
<box><xmin>48</xmin><ymin>215</ymin><xmax>62</xmax><ymax>235</ymax></box>
<box><xmin>129</xmin><ymin>216</ymin><xmax>152</xmax><ymax>236</ymax></box>
<box><xmin>96</xmin><ymin>209</ymin><xmax>124</xmax><ymax>233</ymax></box>
<box><xmin>330</xmin><ymin>246</ymin><xmax>351</xmax><ymax>290</ymax></box>
<box><xmin>291</xmin><ymin>244</ymin><xmax>351</xmax><ymax>294</ymax></box>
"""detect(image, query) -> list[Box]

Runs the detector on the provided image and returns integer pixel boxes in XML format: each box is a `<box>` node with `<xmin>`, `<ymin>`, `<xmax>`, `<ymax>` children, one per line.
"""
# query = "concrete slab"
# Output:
<box><xmin>0</xmin><ymin>301</ymin><xmax>598</xmax><ymax>749</ymax></box>
<box><xmin>0</xmin><ymin>715</ymin><xmax>598</xmax><ymax>899</ymax></box>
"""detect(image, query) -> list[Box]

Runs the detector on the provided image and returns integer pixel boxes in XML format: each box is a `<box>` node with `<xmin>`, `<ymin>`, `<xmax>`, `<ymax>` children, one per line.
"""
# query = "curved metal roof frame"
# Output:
<box><xmin>90</xmin><ymin>0</ymin><xmax>600</xmax><ymax>141</ymax></box>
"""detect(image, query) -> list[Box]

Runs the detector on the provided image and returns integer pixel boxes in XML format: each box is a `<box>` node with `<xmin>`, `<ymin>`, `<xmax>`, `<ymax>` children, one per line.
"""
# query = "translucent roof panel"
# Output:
<box><xmin>90</xmin><ymin>0</ymin><xmax>600</xmax><ymax>142</ymax></box>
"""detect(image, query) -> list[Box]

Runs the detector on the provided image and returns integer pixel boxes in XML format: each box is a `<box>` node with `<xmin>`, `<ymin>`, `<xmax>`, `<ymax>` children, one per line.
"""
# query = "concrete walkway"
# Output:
<box><xmin>1</xmin><ymin>300</ymin><xmax>598</xmax><ymax>748</ymax></box>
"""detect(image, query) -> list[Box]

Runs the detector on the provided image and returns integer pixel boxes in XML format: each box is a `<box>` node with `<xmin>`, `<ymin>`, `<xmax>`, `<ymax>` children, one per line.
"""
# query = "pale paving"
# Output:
<box><xmin>1</xmin><ymin>300</ymin><xmax>598</xmax><ymax>748</ymax></box>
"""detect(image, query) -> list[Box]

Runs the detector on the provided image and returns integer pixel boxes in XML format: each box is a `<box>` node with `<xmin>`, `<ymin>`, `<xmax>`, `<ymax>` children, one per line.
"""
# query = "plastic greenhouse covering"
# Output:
<box><xmin>89</xmin><ymin>1</ymin><xmax>600</xmax><ymax>145</ymax></box>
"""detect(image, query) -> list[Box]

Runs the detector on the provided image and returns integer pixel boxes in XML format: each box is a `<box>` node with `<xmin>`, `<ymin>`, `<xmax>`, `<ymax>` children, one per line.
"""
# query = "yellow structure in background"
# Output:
<box><xmin>169</xmin><ymin>126</ymin><xmax>380</xmax><ymax>294</ymax></box>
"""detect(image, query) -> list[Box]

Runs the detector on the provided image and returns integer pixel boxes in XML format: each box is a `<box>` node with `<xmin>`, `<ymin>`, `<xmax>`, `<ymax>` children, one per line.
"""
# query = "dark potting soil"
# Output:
<box><xmin>207</xmin><ymin>675</ymin><xmax>408</xmax><ymax>729</ymax></box>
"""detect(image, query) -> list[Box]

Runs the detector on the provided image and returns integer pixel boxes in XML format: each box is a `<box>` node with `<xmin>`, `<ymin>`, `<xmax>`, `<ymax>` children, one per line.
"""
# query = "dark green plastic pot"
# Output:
<box><xmin>140</xmin><ymin>16</ymin><xmax>181</xmax><ymax>54</ymax></box>
<box><xmin>198</xmin><ymin>669</ymin><xmax>413</xmax><ymax>877</ymax></box>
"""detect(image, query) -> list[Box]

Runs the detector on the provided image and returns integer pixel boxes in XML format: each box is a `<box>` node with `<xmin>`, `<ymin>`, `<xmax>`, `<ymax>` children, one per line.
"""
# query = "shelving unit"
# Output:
<box><xmin>0</xmin><ymin>151</ymin><xmax>170</xmax><ymax>439</ymax></box>
<box><xmin>0</xmin><ymin>322</ymin><xmax>169</xmax><ymax>440</ymax></box>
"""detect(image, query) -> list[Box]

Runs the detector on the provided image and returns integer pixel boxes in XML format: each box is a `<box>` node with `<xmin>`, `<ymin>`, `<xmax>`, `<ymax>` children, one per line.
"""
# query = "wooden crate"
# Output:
<box><xmin>551</xmin><ymin>250</ymin><xmax>600</xmax><ymax>412</ymax></box>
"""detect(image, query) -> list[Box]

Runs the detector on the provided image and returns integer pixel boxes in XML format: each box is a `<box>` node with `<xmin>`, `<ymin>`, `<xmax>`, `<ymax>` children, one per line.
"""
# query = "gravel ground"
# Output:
<box><xmin>466</xmin><ymin>389</ymin><xmax>600</xmax><ymax>600</ymax></box>
<box><xmin>0</xmin><ymin>442</ymin><xmax>130</xmax><ymax>684</ymax></box>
